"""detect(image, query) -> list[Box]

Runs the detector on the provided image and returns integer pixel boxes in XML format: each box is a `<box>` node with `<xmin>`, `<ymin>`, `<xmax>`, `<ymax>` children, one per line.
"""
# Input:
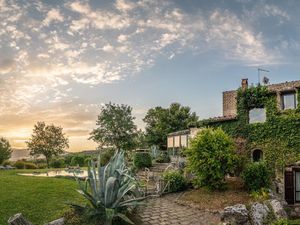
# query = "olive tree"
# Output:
<box><xmin>0</xmin><ymin>137</ymin><xmax>12</xmax><ymax>164</ymax></box>
<box><xmin>90</xmin><ymin>103</ymin><xmax>137</xmax><ymax>151</ymax></box>
<box><xmin>186</xmin><ymin>128</ymin><xmax>237</xmax><ymax>190</ymax></box>
<box><xmin>26</xmin><ymin>122</ymin><xmax>69</xmax><ymax>167</ymax></box>
<box><xmin>143</xmin><ymin>103</ymin><xmax>198</xmax><ymax>149</ymax></box>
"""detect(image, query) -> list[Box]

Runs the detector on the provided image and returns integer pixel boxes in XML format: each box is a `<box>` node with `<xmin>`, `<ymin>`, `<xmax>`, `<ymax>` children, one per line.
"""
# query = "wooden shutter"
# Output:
<box><xmin>285</xmin><ymin>170</ymin><xmax>294</xmax><ymax>205</ymax></box>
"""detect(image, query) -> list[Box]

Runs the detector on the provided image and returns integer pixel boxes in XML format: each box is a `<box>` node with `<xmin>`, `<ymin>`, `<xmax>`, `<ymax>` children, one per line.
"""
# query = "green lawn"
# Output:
<box><xmin>0</xmin><ymin>169</ymin><xmax>85</xmax><ymax>224</ymax></box>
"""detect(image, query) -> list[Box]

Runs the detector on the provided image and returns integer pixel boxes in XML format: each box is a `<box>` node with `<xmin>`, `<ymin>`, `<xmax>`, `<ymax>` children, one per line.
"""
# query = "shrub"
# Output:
<box><xmin>50</xmin><ymin>158</ymin><xmax>65</xmax><ymax>168</ymax></box>
<box><xmin>14</xmin><ymin>161</ymin><xmax>38</xmax><ymax>169</ymax></box>
<box><xmin>163</xmin><ymin>170</ymin><xmax>186</xmax><ymax>192</ymax></box>
<box><xmin>250</xmin><ymin>188</ymin><xmax>269</xmax><ymax>202</ymax></box>
<box><xmin>2</xmin><ymin>160</ymin><xmax>11</xmax><ymax>166</ymax></box>
<box><xmin>70</xmin><ymin>155</ymin><xmax>85</xmax><ymax>167</ymax></box>
<box><xmin>133</xmin><ymin>152</ymin><xmax>152</xmax><ymax>169</ymax></box>
<box><xmin>38</xmin><ymin>163</ymin><xmax>47</xmax><ymax>169</ymax></box>
<box><xmin>155</xmin><ymin>152</ymin><xmax>171</xmax><ymax>163</ymax></box>
<box><xmin>242</xmin><ymin>161</ymin><xmax>271</xmax><ymax>192</ymax></box>
<box><xmin>24</xmin><ymin>162</ymin><xmax>38</xmax><ymax>169</ymax></box>
<box><xmin>14</xmin><ymin>161</ymin><xmax>26</xmax><ymax>169</ymax></box>
<box><xmin>64</xmin><ymin>154</ymin><xmax>74</xmax><ymax>166</ymax></box>
<box><xmin>185</xmin><ymin>128</ymin><xmax>237</xmax><ymax>190</ymax></box>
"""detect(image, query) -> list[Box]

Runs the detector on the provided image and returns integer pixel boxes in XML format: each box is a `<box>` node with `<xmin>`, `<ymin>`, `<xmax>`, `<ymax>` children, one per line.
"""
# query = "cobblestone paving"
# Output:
<box><xmin>137</xmin><ymin>194</ymin><xmax>221</xmax><ymax>225</ymax></box>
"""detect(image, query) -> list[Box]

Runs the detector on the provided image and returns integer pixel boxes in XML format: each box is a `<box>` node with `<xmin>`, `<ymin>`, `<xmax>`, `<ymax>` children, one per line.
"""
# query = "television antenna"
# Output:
<box><xmin>257</xmin><ymin>68</ymin><xmax>269</xmax><ymax>85</ymax></box>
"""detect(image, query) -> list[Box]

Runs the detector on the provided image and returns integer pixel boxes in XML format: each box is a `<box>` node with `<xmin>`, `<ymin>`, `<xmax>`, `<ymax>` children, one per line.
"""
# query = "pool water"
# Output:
<box><xmin>18</xmin><ymin>170</ymin><xmax>88</xmax><ymax>178</ymax></box>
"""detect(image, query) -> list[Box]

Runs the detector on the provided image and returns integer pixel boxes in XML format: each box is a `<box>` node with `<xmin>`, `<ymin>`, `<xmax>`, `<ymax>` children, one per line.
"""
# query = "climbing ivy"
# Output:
<box><xmin>201</xmin><ymin>85</ymin><xmax>300</xmax><ymax>173</ymax></box>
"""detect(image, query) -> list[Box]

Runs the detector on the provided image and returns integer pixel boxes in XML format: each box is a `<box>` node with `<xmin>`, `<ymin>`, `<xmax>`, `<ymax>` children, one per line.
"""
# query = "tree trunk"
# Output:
<box><xmin>8</xmin><ymin>213</ymin><xmax>34</xmax><ymax>225</ymax></box>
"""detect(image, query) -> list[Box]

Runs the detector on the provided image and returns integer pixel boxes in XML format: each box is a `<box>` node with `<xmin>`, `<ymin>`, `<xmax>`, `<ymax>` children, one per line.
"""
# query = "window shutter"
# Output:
<box><xmin>285</xmin><ymin>170</ymin><xmax>294</xmax><ymax>205</ymax></box>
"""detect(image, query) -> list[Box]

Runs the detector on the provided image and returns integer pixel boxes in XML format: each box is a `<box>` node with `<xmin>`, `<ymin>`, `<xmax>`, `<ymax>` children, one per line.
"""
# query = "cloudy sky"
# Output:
<box><xmin>0</xmin><ymin>0</ymin><xmax>299</xmax><ymax>151</ymax></box>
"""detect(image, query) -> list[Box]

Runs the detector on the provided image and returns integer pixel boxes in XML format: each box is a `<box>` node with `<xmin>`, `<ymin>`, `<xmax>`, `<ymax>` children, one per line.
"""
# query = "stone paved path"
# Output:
<box><xmin>137</xmin><ymin>194</ymin><xmax>221</xmax><ymax>225</ymax></box>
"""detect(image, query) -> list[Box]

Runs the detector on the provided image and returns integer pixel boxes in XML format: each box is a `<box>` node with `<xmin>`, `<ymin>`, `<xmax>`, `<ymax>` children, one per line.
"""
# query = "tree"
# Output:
<box><xmin>185</xmin><ymin>128</ymin><xmax>237</xmax><ymax>190</ymax></box>
<box><xmin>0</xmin><ymin>137</ymin><xmax>12</xmax><ymax>164</ymax></box>
<box><xmin>90</xmin><ymin>102</ymin><xmax>137</xmax><ymax>151</ymax></box>
<box><xmin>143</xmin><ymin>103</ymin><xmax>198</xmax><ymax>149</ymax></box>
<box><xmin>26</xmin><ymin>122</ymin><xmax>69</xmax><ymax>167</ymax></box>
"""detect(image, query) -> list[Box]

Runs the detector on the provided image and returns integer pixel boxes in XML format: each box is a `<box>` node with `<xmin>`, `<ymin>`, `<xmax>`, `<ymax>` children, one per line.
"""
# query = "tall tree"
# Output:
<box><xmin>0</xmin><ymin>137</ymin><xmax>12</xmax><ymax>164</ymax></box>
<box><xmin>26</xmin><ymin>122</ymin><xmax>69</xmax><ymax>167</ymax></box>
<box><xmin>90</xmin><ymin>103</ymin><xmax>137</xmax><ymax>151</ymax></box>
<box><xmin>143</xmin><ymin>103</ymin><xmax>198</xmax><ymax>149</ymax></box>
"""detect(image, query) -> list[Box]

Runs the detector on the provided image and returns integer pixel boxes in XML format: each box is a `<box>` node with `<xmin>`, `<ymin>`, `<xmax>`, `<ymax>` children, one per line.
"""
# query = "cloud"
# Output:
<box><xmin>115</xmin><ymin>0</ymin><xmax>136</xmax><ymax>12</ymax></box>
<box><xmin>102</xmin><ymin>44</ymin><xmax>114</xmax><ymax>52</ymax></box>
<box><xmin>206</xmin><ymin>10</ymin><xmax>275</xmax><ymax>65</ymax></box>
<box><xmin>0</xmin><ymin>0</ymin><xmax>291</xmax><ymax>150</ymax></box>
<box><xmin>243</xmin><ymin>3</ymin><xmax>290</xmax><ymax>24</ymax></box>
<box><xmin>0</xmin><ymin>58</ymin><xmax>15</xmax><ymax>74</ymax></box>
<box><xmin>68</xmin><ymin>1</ymin><xmax>130</xmax><ymax>30</ymax></box>
<box><xmin>43</xmin><ymin>8</ymin><xmax>64</xmax><ymax>26</ymax></box>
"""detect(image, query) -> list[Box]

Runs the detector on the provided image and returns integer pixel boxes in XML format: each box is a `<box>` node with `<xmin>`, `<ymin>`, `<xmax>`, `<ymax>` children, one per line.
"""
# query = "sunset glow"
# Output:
<box><xmin>1</xmin><ymin>0</ymin><xmax>300</xmax><ymax>151</ymax></box>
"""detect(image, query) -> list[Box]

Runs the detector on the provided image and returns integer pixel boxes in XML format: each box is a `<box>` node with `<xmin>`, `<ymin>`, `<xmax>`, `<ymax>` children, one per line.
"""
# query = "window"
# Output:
<box><xmin>282</xmin><ymin>92</ymin><xmax>297</xmax><ymax>110</ymax></box>
<box><xmin>249</xmin><ymin>108</ymin><xmax>266</xmax><ymax>124</ymax></box>
<box><xmin>252</xmin><ymin>149</ymin><xmax>263</xmax><ymax>162</ymax></box>
<box><xmin>167</xmin><ymin>137</ymin><xmax>174</xmax><ymax>148</ymax></box>
<box><xmin>180</xmin><ymin>135</ymin><xmax>188</xmax><ymax>148</ymax></box>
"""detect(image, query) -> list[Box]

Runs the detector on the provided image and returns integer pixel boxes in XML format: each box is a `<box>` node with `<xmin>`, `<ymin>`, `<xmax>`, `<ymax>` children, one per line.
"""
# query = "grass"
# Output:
<box><xmin>0</xmin><ymin>169</ymin><xmax>86</xmax><ymax>224</ymax></box>
<box><xmin>179</xmin><ymin>177</ymin><xmax>252</xmax><ymax>210</ymax></box>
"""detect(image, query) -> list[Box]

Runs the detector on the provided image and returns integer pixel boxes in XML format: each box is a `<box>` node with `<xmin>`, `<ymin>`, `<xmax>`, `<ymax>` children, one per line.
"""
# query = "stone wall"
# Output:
<box><xmin>222</xmin><ymin>80</ymin><xmax>300</xmax><ymax>118</ymax></box>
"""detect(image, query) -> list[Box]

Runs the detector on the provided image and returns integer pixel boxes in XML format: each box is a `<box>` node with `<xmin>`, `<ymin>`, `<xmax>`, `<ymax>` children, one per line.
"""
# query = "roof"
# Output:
<box><xmin>267</xmin><ymin>80</ymin><xmax>300</xmax><ymax>93</ymax></box>
<box><xmin>168</xmin><ymin>129</ymin><xmax>190</xmax><ymax>137</ymax></box>
<box><xmin>223</xmin><ymin>80</ymin><xmax>300</xmax><ymax>94</ymax></box>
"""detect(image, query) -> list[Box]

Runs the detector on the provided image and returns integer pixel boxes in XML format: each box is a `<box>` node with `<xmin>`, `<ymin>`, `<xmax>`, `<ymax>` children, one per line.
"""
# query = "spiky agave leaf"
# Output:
<box><xmin>73</xmin><ymin>150</ymin><xmax>145</xmax><ymax>225</ymax></box>
<box><xmin>116</xmin><ymin>213</ymin><xmax>134</xmax><ymax>225</ymax></box>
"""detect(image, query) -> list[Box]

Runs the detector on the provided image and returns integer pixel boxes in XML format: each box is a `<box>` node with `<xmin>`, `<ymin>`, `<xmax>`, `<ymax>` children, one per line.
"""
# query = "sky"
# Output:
<box><xmin>0</xmin><ymin>0</ymin><xmax>300</xmax><ymax>152</ymax></box>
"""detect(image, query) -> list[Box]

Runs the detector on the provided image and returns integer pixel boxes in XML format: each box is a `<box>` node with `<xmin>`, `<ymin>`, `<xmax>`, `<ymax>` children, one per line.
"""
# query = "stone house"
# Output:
<box><xmin>168</xmin><ymin>79</ymin><xmax>300</xmax><ymax>160</ymax></box>
<box><xmin>167</xmin><ymin>78</ymin><xmax>300</xmax><ymax>204</ymax></box>
<box><xmin>207</xmin><ymin>79</ymin><xmax>300</xmax><ymax>161</ymax></box>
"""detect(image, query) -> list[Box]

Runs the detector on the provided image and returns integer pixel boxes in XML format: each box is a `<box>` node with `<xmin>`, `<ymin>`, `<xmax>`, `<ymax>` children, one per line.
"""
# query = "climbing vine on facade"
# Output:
<box><xmin>201</xmin><ymin>85</ymin><xmax>300</xmax><ymax>174</ymax></box>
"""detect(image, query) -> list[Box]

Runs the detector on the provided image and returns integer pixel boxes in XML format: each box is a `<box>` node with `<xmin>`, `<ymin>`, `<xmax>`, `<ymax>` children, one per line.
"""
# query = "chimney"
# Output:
<box><xmin>241</xmin><ymin>79</ymin><xmax>248</xmax><ymax>91</ymax></box>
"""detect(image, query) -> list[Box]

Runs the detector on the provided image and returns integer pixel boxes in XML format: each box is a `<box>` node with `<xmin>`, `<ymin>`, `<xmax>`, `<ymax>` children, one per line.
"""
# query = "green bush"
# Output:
<box><xmin>185</xmin><ymin>128</ymin><xmax>237</xmax><ymax>190</ymax></box>
<box><xmin>133</xmin><ymin>152</ymin><xmax>152</xmax><ymax>169</ymax></box>
<box><xmin>2</xmin><ymin>160</ymin><xmax>11</xmax><ymax>166</ymax></box>
<box><xmin>50</xmin><ymin>158</ymin><xmax>65</xmax><ymax>168</ymax></box>
<box><xmin>163</xmin><ymin>170</ymin><xmax>186</xmax><ymax>192</ymax></box>
<box><xmin>64</xmin><ymin>154</ymin><xmax>74</xmax><ymax>166</ymax></box>
<box><xmin>155</xmin><ymin>152</ymin><xmax>170</xmax><ymax>163</ymax></box>
<box><xmin>250</xmin><ymin>188</ymin><xmax>269</xmax><ymax>202</ymax></box>
<box><xmin>14</xmin><ymin>161</ymin><xmax>38</xmax><ymax>169</ymax></box>
<box><xmin>38</xmin><ymin>163</ymin><xmax>47</xmax><ymax>169</ymax></box>
<box><xmin>242</xmin><ymin>161</ymin><xmax>271</xmax><ymax>192</ymax></box>
<box><xmin>70</xmin><ymin>155</ymin><xmax>85</xmax><ymax>167</ymax></box>
<box><xmin>14</xmin><ymin>161</ymin><xmax>26</xmax><ymax>169</ymax></box>
<box><xmin>24</xmin><ymin>162</ymin><xmax>38</xmax><ymax>169</ymax></box>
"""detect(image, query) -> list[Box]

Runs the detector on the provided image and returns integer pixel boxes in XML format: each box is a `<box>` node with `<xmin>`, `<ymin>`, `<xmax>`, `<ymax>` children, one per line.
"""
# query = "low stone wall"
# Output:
<box><xmin>8</xmin><ymin>213</ymin><xmax>65</xmax><ymax>225</ymax></box>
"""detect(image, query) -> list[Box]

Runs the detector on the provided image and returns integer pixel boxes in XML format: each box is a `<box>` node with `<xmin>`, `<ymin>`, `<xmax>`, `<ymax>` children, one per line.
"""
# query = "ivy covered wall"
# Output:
<box><xmin>201</xmin><ymin>85</ymin><xmax>300</xmax><ymax>169</ymax></box>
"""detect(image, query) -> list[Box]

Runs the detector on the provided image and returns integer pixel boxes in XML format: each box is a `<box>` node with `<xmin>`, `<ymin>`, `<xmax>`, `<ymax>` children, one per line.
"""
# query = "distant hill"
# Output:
<box><xmin>65</xmin><ymin>149</ymin><xmax>99</xmax><ymax>155</ymax></box>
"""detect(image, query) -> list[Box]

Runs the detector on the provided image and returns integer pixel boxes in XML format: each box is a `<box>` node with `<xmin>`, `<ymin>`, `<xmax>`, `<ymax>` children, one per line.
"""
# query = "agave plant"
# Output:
<box><xmin>72</xmin><ymin>150</ymin><xmax>145</xmax><ymax>225</ymax></box>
